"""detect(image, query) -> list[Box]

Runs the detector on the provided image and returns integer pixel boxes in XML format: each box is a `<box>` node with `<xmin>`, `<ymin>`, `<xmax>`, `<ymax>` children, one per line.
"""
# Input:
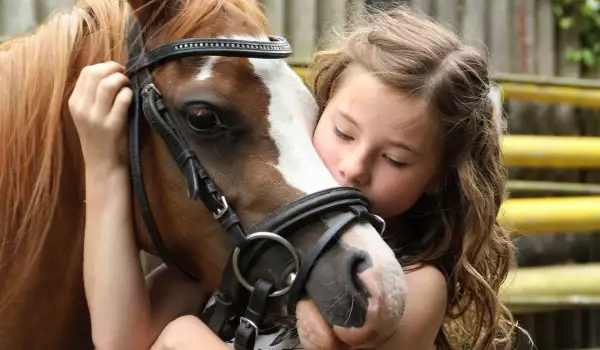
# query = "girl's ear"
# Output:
<box><xmin>424</xmin><ymin>173</ymin><xmax>443</xmax><ymax>195</ymax></box>
<box><xmin>425</xmin><ymin>147</ymin><xmax>446</xmax><ymax>196</ymax></box>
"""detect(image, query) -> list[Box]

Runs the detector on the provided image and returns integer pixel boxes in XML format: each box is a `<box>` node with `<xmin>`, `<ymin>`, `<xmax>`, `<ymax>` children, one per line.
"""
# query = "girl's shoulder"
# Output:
<box><xmin>374</xmin><ymin>262</ymin><xmax>447</xmax><ymax>349</ymax></box>
<box><xmin>404</xmin><ymin>262</ymin><xmax>446</xmax><ymax>278</ymax></box>
<box><xmin>403</xmin><ymin>262</ymin><xmax>448</xmax><ymax>299</ymax></box>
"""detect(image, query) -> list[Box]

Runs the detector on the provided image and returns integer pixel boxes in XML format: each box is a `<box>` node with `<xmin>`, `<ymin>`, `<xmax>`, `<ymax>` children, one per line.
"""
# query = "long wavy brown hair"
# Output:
<box><xmin>309</xmin><ymin>6</ymin><xmax>518</xmax><ymax>349</ymax></box>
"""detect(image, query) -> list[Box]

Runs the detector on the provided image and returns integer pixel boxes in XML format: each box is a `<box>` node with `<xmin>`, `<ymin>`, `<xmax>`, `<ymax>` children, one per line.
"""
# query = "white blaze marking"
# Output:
<box><xmin>196</xmin><ymin>56</ymin><xmax>218</xmax><ymax>81</ymax></box>
<box><xmin>196</xmin><ymin>34</ymin><xmax>338</xmax><ymax>195</ymax></box>
<box><xmin>251</xmin><ymin>56</ymin><xmax>339</xmax><ymax>194</ymax></box>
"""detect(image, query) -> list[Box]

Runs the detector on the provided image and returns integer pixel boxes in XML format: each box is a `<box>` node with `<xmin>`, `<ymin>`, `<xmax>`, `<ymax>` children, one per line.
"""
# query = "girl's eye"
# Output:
<box><xmin>384</xmin><ymin>155</ymin><xmax>406</xmax><ymax>167</ymax></box>
<box><xmin>334</xmin><ymin>127</ymin><xmax>353</xmax><ymax>141</ymax></box>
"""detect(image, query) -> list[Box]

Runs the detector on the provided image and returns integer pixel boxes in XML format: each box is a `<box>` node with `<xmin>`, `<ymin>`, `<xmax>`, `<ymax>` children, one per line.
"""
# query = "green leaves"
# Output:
<box><xmin>554</xmin><ymin>0</ymin><xmax>600</xmax><ymax>68</ymax></box>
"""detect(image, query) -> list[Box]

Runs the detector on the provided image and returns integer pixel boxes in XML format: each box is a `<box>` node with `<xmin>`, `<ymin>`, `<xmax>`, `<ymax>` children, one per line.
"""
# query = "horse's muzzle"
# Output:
<box><xmin>304</xmin><ymin>222</ymin><xmax>408</xmax><ymax>348</ymax></box>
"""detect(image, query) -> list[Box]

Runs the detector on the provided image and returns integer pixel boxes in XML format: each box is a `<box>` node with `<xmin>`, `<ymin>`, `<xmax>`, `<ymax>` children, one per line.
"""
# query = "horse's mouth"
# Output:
<box><xmin>262</xmin><ymin>310</ymin><xmax>297</xmax><ymax>331</ymax></box>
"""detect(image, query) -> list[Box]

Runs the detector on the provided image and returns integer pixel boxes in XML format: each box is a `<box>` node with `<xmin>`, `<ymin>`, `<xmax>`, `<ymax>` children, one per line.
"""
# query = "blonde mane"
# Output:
<box><xmin>0</xmin><ymin>0</ymin><xmax>267</xmax><ymax>314</ymax></box>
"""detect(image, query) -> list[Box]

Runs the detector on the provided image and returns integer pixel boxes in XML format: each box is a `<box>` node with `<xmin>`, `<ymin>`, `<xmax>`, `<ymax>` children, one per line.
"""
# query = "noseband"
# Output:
<box><xmin>125</xmin><ymin>17</ymin><xmax>385</xmax><ymax>349</ymax></box>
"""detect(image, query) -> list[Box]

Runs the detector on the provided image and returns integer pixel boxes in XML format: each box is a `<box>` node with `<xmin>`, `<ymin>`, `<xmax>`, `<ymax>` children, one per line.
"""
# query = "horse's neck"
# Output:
<box><xmin>0</xmin><ymin>108</ymin><xmax>91</xmax><ymax>350</ymax></box>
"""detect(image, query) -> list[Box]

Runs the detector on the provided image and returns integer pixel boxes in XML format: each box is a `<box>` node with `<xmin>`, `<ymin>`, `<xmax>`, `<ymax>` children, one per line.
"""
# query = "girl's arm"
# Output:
<box><xmin>71</xmin><ymin>61</ymin><xmax>211</xmax><ymax>350</ymax></box>
<box><xmin>71</xmin><ymin>61</ymin><xmax>154</xmax><ymax>350</ymax></box>
<box><xmin>83</xmin><ymin>165</ymin><xmax>153</xmax><ymax>350</ymax></box>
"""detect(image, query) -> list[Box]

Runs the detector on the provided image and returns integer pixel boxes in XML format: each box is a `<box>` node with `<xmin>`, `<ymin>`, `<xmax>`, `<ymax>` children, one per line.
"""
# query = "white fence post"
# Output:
<box><xmin>412</xmin><ymin>0</ymin><xmax>433</xmax><ymax>15</ymax></box>
<box><xmin>317</xmin><ymin>0</ymin><xmax>346</xmax><ymax>48</ymax></box>
<box><xmin>286</xmin><ymin>0</ymin><xmax>317</xmax><ymax>65</ymax></box>
<box><xmin>435</xmin><ymin>0</ymin><xmax>461</xmax><ymax>32</ymax></box>
<box><xmin>260</xmin><ymin>0</ymin><xmax>285</xmax><ymax>35</ymax></box>
<box><xmin>462</xmin><ymin>0</ymin><xmax>487</xmax><ymax>51</ymax></box>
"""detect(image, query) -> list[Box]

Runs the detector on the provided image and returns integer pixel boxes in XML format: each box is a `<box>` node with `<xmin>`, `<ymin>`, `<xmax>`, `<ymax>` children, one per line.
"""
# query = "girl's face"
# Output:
<box><xmin>313</xmin><ymin>64</ymin><xmax>442</xmax><ymax>218</ymax></box>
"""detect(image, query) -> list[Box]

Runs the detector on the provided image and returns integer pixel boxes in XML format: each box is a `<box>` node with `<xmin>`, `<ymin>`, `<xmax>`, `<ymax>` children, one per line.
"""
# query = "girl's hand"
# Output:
<box><xmin>69</xmin><ymin>61</ymin><xmax>132</xmax><ymax>172</ymax></box>
<box><xmin>151</xmin><ymin>315</ymin><xmax>231</xmax><ymax>350</ymax></box>
<box><xmin>296</xmin><ymin>300</ymin><xmax>350</xmax><ymax>350</ymax></box>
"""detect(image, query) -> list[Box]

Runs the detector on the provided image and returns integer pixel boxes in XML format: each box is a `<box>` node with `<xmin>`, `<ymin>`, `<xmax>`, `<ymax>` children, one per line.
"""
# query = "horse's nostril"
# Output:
<box><xmin>304</xmin><ymin>245</ymin><xmax>377</xmax><ymax>329</ymax></box>
<box><xmin>348</xmin><ymin>252</ymin><xmax>373</xmax><ymax>298</ymax></box>
<box><xmin>354</xmin><ymin>255</ymin><xmax>373</xmax><ymax>274</ymax></box>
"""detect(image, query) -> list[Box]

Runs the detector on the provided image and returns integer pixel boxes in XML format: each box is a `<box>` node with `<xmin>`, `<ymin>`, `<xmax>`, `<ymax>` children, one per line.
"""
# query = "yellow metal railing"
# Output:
<box><xmin>507</xmin><ymin>180</ymin><xmax>600</xmax><ymax>195</ymax></box>
<box><xmin>494</xmin><ymin>72</ymin><xmax>600</xmax><ymax>109</ymax></box>
<box><xmin>501</xmin><ymin>263</ymin><xmax>600</xmax><ymax>313</ymax></box>
<box><xmin>499</xmin><ymin>82</ymin><xmax>600</xmax><ymax>109</ymax></box>
<box><xmin>499</xmin><ymin>196</ymin><xmax>600</xmax><ymax>234</ymax></box>
<box><xmin>502</xmin><ymin>135</ymin><xmax>600</xmax><ymax>168</ymax></box>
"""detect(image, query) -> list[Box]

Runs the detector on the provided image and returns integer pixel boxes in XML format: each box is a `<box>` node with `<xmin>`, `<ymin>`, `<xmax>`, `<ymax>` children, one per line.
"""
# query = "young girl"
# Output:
<box><xmin>70</xmin><ymin>6</ymin><xmax>518</xmax><ymax>350</ymax></box>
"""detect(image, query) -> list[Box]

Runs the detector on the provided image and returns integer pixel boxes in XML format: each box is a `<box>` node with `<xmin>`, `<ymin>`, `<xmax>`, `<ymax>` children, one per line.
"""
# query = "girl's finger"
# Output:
<box><xmin>94</xmin><ymin>72</ymin><xmax>131</xmax><ymax>122</ymax></box>
<box><xmin>296</xmin><ymin>299</ymin><xmax>349</xmax><ymax>350</ymax></box>
<box><xmin>107</xmin><ymin>87</ymin><xmax>133</xmax><ymax>131</ymax></box>
<box><xmin>75</xmin><ymin>62</ymin><xmax>126</xmax><ymax>110</ymax></box>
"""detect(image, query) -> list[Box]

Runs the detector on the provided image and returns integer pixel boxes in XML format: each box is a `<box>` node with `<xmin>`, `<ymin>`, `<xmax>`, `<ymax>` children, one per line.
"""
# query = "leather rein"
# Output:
<box><xmin>124</xmin><ymin>16</ymin><xmax>385</xmax><ymax>350</ymax></box>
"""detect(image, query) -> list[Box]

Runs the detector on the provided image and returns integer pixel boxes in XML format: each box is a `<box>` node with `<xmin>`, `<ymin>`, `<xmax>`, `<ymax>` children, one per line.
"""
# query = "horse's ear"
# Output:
<box><xmin>126</xmin><ymin>0</ymin><xmax>147</xmax><ymax>11</ymax></box>
<box><xmin>127</xmin><ymin>0</ymin><xmax>175</xmax><ymax>28</ymax></box>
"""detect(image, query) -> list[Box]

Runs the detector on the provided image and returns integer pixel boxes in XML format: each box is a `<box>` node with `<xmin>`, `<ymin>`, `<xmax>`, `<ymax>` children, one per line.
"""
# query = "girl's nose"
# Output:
<box><xmin>339</xmin><ymin>151</ymin><xmax>370</xmax><ymax>186</ymax></box>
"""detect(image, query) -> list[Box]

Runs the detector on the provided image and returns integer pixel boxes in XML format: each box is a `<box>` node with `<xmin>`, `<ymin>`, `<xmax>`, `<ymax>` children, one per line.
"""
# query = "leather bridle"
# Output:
<box><xmin>125</xmin><ymin>16</ymin><xmax>385</xmax><ymax>350</ymax></box>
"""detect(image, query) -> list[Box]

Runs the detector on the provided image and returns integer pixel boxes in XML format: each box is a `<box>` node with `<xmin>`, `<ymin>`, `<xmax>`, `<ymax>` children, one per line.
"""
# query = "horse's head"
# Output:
<box><xmin>126</xmin><ymin>0</ymin><xmax>406</xmax><ymax>346</ymax></box>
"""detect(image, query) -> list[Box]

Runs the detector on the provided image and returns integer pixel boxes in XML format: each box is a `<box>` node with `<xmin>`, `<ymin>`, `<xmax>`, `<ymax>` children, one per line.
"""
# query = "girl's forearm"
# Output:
<box><xmin>83</xmin><ymin>167</ymin><xmax>153</xmax><ymax>350</ymax></box>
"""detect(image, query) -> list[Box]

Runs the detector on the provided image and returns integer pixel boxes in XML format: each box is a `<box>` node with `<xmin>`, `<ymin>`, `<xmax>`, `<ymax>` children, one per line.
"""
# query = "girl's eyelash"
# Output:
<box><xmin>333</xmin><ymin>126</ymin><xmax>406</xmax><ymax>167</ymax></box>
<box><xmin>334</xmin><ymin>127</ymin><xmax>353</xmax><ymax>141</ymax></box>
<box><xmin>384</xmin><ymin>155</ymin><xmax>406</xmax><ymax>167</ymax></box>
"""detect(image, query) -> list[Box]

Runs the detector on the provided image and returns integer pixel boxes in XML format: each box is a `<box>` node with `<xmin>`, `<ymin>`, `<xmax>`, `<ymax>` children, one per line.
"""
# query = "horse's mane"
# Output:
<box><xmin>0</xmin><ymin>0</ymin><xmax>267</xmax><ymax>313</ymax></box>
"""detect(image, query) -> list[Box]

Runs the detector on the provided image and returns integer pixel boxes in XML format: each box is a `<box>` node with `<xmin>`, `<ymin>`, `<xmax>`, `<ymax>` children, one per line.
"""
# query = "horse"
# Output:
<box><xmin>0</xmin><ymin>0</ymin><xmax>407</xmax><ymax>349</ymax></box>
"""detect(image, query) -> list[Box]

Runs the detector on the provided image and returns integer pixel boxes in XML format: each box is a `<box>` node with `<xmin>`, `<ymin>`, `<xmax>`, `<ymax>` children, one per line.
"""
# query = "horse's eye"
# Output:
<box><xmin>185</xmin><ymin>107</ymin><xmax>224</xmax><ymax>134</ymax></box>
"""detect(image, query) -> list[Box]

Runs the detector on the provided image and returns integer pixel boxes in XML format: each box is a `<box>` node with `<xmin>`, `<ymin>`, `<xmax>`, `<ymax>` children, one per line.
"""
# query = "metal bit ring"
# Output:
<box><xmin>232</xmin><ymin>232</ymin><xmax>300</xmax><ymax>298</ymax></box>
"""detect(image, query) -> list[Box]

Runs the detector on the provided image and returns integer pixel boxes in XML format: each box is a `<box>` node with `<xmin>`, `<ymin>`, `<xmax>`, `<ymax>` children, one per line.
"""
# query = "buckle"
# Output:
<box><xmin>240</xmin><ymin>317</ymin><xmax>258</xmax><ymax>339</ymax></box>
<box><xmin>141</xmin><ymin>83</ymin><xmax>161</xmax><ymax>98</ymax></box>
<box><xmin>373</xmin><ymin>214</ymin><xmax>386</xmax><ymax>234</ymax></box>
<box><xmin>212</xmin><ymin>196</ymin><xmax>229</xmax><ymax>219</ymax></box>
